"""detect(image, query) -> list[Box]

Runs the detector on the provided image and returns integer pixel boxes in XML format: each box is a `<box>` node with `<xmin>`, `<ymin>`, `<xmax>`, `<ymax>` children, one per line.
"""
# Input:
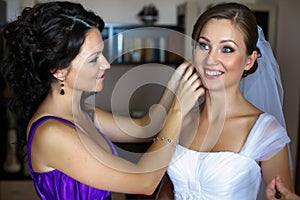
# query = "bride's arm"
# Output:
<box><xmin>261</xmin><ymin>145</ymin><xmax>294</xmax><ymax>192</ymax></box>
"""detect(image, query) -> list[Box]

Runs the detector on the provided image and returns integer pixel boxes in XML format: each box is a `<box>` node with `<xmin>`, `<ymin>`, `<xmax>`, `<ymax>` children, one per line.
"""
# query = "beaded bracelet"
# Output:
<box><xmin>153</xmin><ymin>136</ymin><xmax>177</xmax><ymax>147</ymax></box>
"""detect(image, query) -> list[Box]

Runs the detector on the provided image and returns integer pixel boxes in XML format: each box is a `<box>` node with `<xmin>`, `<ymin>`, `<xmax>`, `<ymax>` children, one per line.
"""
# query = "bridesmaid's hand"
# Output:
<box><xmin>172</xmin><ymin>62</ymin><xmax>204</xmax><ymax>117</ymax></box>
<box><xmin>166</xmin><ymin>61</ymin><xmax>194</xmax><ymax>94</ymax></box>
<box><xmin>265</xmin><ymin>176</ymin><xmax>300</xmax><ymax>200</ymax></box>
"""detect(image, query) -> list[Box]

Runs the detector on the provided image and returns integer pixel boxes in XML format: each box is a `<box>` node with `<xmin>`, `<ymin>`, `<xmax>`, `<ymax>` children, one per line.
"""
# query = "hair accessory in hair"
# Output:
<box><xmin>61</xmin><ymin>14</ymin><xmax>91</xmax><ymax>29</ymax></box>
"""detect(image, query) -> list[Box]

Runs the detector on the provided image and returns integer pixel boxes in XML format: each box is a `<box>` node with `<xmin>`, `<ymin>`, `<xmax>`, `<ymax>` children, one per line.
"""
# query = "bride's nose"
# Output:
<box><xmin>205</xmin><ymin>49</ymin><xmax>219</xmax><ymax>66</ymax></box>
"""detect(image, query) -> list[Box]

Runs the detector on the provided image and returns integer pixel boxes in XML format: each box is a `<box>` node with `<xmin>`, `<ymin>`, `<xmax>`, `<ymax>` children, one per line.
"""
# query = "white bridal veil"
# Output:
<box><xmin>240</xmin><ymin>26</ymin><xmax>293</xmax><ymax>199</ymax></box>
<box><xmin>240</xmin><ymin>26</ymin><xmax>285</xmax><ymax>128</ymax></box>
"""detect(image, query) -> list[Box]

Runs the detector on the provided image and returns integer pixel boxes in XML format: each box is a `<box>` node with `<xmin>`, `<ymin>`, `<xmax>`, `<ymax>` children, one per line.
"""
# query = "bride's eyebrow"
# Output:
<box><xmin>199</xmin><ymin>36</ymin><xmax>239</xmax><ymax>47</ymax></box>
<box><xmin>199</xmin><ymin>36</ymin><xmax>210</xmax><ymax>42</ymax></box>
<box><xmin>220</xmin><ymin>40</ymin><xmax>239</xmax><ymax>47</ymax></box>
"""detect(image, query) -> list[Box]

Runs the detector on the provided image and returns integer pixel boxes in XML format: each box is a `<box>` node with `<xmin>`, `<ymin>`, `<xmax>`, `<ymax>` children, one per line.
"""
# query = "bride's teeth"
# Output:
<box><xmin>205</xmin><ymin>70</ymin><xmax>222</xmax><ymax>76</ymax></box>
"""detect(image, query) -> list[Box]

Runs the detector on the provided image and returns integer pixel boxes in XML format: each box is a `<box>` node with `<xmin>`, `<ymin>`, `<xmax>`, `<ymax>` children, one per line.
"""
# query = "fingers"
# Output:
<box><xmin>265</xmin><ymin>178</ymin><xmax>277</xmax><ymax>200</ymax></box>
<box><xmin>180</xmin><ymin>63</ymin><xmax>203</xmax><ymax>97</ymax></box>
<box><xmin>191</xmin><ymin>75</ymin><xmax>201</xmax><ymax>89</ymax></box>
<box><xmin>173</xmin><ymin>61</ymin><xmax>192</xmax><ymax>80</ymax></box>
<box><xmin>167</xmin><ymin>61</ymin><xmax>193</xmax><ymax>92</ymax></box>
<box><xmin>182</xmin><ymin>65</ymin><xmax>194</xmax><ymax>81</ymax></box>
<box><xmin>172</xmin><ymin>63</ymin><xmax>204</xmax><ymax>116</ymax></box>
<box><xmin>185</xmin><ymin>66</ymin><xmax>203</xmax><ymax>95</ymax></box>
<box><xmin>266</xmin><ymin>176</ymin><xmax>300</xmax><ymax>200</ymax></box>
<box><xmin>187</xmin><ymin>73</ymin><xmax>199</xmax><ymax>85</ymax></box>
<box><xmin>267</xmin><ymin>178</ymin><xmax>276</xmax><ymax>191</ymax></box>
<box><xmin>175</xmin><ymin>61</ymin><xmax>196</xmax><ymax>80</ymax></box>
<box><xmin>275</xmin><ymin>176</ymin><xmax>290</xmax><ymax>198</ymax></box>
<box><xmin>194</xmin><ymin>86</ymin><xmax>205</xmax><ymax>101</ymax></box>
<box><xmin>176</xmin><ymin>61</ymin><xmax>192</xmax><ymax>72</ymax></box>
<box><xmin>178</xmin><ymin>61</ymin><xmax>199</xmax><ymax>84</ymax></box>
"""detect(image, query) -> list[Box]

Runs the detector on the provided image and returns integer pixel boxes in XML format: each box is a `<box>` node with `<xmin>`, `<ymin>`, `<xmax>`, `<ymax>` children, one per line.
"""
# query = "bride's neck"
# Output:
<box><xmin>202</xmin><ymin>88</ymin><xmax>245</xmax><ymax>121</ymax></box>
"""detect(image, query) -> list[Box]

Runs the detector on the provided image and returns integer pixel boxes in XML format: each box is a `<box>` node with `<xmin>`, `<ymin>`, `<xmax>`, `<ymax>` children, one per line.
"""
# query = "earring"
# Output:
<box><xmin>242</xmin><ymin>70</ymin><xmax>249</xmax><ymax>78</ymax></box>
<box><xmin>60</xmin><ymin>79</ymin><xmax>65</xmax><ymax>95</ymax></box>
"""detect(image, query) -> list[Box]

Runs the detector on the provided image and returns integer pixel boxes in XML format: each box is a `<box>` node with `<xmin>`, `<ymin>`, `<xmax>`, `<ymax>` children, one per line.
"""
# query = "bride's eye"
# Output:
<box><xmin>222</xmin><ymin>46</ymin><xmax>234</xmax><ymax>53</ymax></box>
<box><xmin>198</xmin><ymin>42</ymin><xmax>209</xmax><ymax>51</ymax></box>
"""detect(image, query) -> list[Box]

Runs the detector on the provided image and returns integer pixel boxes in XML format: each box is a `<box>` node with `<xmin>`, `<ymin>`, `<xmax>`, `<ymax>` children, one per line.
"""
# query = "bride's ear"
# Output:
<box><xmin>244</xmin><ymin>51</ymin><xmax>258</xmax><ymax>71</ymax></box>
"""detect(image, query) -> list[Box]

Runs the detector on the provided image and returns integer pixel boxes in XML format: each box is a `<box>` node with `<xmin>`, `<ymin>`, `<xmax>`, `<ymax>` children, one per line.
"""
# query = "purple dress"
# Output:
<box><xmin>27</xmin><ymin>116</ymin><xmax>118</xmax><ymax>200</ymax></box>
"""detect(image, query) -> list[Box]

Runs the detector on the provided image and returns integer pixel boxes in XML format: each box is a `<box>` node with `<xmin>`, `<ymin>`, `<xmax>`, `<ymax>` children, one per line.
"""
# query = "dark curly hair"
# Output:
<box><xmin>0</xmin><ymin>1</ymin><xmax>105</xmax><ymax>145</ymax></box>
<box><xmin>192</xmin><ymin>2</ymin><xmax>261</xmax><ymax>78</ymax></box>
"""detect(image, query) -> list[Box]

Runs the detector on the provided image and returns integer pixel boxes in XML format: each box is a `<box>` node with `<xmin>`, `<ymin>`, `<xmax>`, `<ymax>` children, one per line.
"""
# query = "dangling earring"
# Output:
<box><xmin>60</xmin><ymin>79</ymin><xmax>65</xmax><ymax>95</ymax></box>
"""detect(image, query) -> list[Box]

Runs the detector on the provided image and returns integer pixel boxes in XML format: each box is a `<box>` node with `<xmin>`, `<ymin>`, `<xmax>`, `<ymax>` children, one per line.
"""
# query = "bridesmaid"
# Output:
<box><xmin>0</xmin><ymin>1</ymin><xmax>203</xmax><ymax>199</ymax></box>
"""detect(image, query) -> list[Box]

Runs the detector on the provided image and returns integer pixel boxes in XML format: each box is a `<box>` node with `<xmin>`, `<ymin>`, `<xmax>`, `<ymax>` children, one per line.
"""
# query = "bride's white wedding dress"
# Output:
<box><xmin>167</xmin><ymin>113</ymin><xmax>290</xmax><ymax>200</ymax></box>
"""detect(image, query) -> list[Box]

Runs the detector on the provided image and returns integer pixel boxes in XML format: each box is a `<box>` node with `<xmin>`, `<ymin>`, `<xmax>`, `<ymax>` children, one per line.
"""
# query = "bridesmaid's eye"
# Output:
<box><xmin>90</xmin><ymin>57</ymin><xmax>99</xmax><ymax>63</ymax></box>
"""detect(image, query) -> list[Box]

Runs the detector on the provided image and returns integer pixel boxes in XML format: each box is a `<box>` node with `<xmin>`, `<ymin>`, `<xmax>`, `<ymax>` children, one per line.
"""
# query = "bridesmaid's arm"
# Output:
<box><xmin>93</xmin><ymin>62</ymin><xmax>195</xmax><ymax>143</ymax></box>
<box><xmin>156</xmin><ymin>174</ymin><xmax>174</xmax><ymax>200</ymax></box>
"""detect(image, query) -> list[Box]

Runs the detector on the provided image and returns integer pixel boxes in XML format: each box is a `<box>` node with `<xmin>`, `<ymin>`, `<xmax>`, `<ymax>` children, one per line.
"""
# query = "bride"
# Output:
<box><xmin>158</xmin><ymin>2</ymin><xmax>293</xmax><ymax>200</ymax></box>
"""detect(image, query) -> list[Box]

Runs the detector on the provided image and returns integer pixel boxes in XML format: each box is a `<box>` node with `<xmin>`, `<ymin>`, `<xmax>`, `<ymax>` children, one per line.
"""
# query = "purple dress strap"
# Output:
<box><xmin>27</xmin><ymin>116</ymin><xmax>118</xmax><ymax>200</ymax></box>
